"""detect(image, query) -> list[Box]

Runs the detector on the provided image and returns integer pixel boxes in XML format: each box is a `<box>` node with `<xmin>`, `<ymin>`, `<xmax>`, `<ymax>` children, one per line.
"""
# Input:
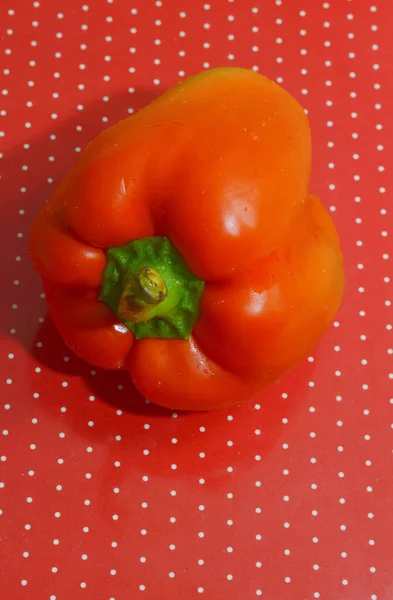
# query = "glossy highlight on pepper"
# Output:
<box><xmin>29</xmin><ymin>67</ymin><xmax>344</xmax><ymax>411</ymax></box>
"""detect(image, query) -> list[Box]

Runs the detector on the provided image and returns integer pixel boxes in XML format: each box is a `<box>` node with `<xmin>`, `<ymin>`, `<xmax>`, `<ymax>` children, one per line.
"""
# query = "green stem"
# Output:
<box><xmin>118</xmin><ymin>266</ymin><xmax>168</xmax><ymax>323</ymax></box>
<box><xmin>99</xmin><ymin>237</ymin><xmax>204</xmax><ymax>340</ymax></box>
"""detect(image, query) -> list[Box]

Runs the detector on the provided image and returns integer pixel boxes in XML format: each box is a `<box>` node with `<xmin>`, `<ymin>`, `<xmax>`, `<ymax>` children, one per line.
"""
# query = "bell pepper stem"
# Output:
<box><xmin>118</xmin><ymin>266</ymin><xmax>168</xmax><ymax>323</ymax></box>
<box><xmin>100</xmin><ymin>236</ymin><xmax>204</xmax><ymax>340</ymax></box>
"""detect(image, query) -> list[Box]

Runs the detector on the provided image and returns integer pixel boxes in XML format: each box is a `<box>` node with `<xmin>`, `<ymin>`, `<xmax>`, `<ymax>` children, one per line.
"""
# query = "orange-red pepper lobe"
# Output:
<box><xmin>29</xmin><ymin>194</ymin><xmax>106</xmax><ymax>289</ymax></box>
<box><xmin>43</xmin><ymin>281</ymin><xmax>134</xmax><ymax>370</ymax></box>
<box><xmin>194</xmin><ymin>195</ymin><xmax>344</xmax><ymax>380</ymax></box>
<box><xmin>29</xmin><ymin>68</ymin><xmax>344</xmax><ymax>410</ymax></box>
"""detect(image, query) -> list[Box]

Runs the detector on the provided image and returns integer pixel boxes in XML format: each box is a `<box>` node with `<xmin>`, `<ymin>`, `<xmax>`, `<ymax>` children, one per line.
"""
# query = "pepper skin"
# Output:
<box><xmin>29</xmin><ymin>67</ymin><xmax>344</xmax><ymax>411</ymax></box>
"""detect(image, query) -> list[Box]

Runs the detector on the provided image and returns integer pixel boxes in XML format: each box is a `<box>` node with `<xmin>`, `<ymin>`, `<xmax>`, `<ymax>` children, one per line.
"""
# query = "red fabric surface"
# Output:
<box><xmin>1</xmin><ymin>1</ymin><xmax>392</xmax><ymax>599</ymax></box>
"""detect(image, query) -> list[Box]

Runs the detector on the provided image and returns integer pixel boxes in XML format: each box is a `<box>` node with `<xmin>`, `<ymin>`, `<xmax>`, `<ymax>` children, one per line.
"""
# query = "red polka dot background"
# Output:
<box><xmin>1</xmin><ymin>0</ymin><xmax>392</xmax><ymax>599</ymax></box>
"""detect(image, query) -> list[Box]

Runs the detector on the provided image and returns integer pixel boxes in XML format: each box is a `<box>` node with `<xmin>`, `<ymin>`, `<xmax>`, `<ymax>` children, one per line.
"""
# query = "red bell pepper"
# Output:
<box><xmin>29</xmin><ymin>68</ymin><xmax>344</xmax><ymax>410</ymax></box>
